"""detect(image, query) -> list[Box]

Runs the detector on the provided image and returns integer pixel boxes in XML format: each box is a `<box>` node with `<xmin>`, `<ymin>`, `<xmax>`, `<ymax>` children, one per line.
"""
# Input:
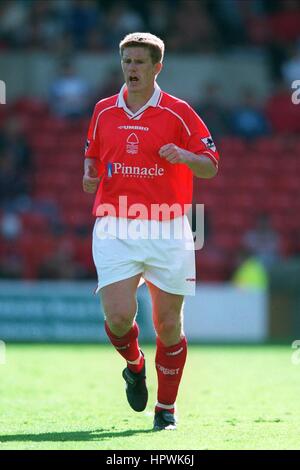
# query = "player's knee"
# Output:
<box><xmin>105</xmin><ymin>309</ymin><xmax>135</xmax><ymax>336</ymax></box>
<box><xmin>156</xmin><ymin>317</ymin><xmax>182</xmax><ymax>339</ymax></box>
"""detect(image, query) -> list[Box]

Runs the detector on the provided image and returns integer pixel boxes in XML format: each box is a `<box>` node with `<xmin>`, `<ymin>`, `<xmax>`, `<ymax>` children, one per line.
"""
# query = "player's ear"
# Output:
<box><xmin>155</xmin><ymin>62</ymin><xmax>163</xmax><ymax>76</ymax></box>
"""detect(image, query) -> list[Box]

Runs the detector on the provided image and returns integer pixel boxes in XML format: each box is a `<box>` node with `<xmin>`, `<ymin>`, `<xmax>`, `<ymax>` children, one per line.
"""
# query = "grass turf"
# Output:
<box><xmin>0</xmin><ymin>344</ymin><xmax>299</xmax><ymax>450</ymax></box>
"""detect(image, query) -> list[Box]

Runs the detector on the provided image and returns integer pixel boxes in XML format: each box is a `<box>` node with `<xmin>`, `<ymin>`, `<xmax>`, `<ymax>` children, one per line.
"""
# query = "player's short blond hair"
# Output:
<box><xmin>119</xmin><ymin>32</ymin><xmax>165</xmax><ymax>64</ymax></box>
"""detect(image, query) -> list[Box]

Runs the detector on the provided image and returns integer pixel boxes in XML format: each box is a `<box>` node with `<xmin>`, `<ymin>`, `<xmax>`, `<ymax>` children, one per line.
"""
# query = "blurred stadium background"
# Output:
<box><xmin>0</xmin><ymin>0</ymin><xmax>300</xmax><ymax>345</ymax></box>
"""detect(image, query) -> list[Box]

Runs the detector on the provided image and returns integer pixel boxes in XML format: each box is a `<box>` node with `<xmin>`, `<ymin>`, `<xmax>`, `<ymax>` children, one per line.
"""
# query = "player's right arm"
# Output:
<box><xmin>83</xmin><ymin>158</ymin><xmax>101</xmax><ymax>193</ymax></box>
<box><xmin>83</xmin><ymin>104</ymin><xmax>103</xmax><ymax>193</ymax></box>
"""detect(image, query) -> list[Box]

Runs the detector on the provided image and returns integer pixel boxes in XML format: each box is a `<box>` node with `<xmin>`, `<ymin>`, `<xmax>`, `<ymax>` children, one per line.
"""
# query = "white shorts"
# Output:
<box><xmin>92</xmin><ymin>215</ymin><xmax>196</xmax><ymax>296</ymax></box>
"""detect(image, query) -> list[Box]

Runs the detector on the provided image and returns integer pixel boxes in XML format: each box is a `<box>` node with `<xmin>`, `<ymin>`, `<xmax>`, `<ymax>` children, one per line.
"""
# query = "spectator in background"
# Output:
<box><xmin>91</xmin><ymin>66</ymin><xmax>124</xmax><ymax>105</ymax></box>
<box><xmin>0</xmin><ymin>117</ymin><xmax>32</xmax><ymax>173</ymax></box>
<box><xmin>268</xmin><ymin>0</ymin><xmax>300</xmax><ymax>47</ymax></box>
<box><xmin>194</xmin><ymin>82</ymin><xmax>231</xmax><ymax>138</ymax></box>
<box><xmin>0</xmin><ymin>211</ymin><xmax>22</xmax><ymax>241</ymax></box>
<box><xmin>66</xmin><ymin>0</ymin><xmax>101</xmax><ymax>50</ymax></box>
<box><xmin>243</xmin><ymin>214</ymin><xmax>281</xmax><ymax>269</ymax></box>
<box><xmin>265</xmin><ymin>79</ymin><xmax>300</xmax><ymax>133</ymax></box>
<box><xmin>24</xmin><ymin>0</ymin><xmax>69</xmax><ymax>51</ymax></box>
<box><xmin>147</xmin><ymin>0</ymin><xmax>170</xmax><ymax>37</ymax></box>
<box><xmin>104</xmin><ymin>2</ymin><xmax>145</xmax><ymax>50</ymax></box>
<box><xmin>86</xmin><ymin>27</ymin><xmax>107</xmax><ymax>52</ymax></box>
<box><xmin>0</xmin><ymin>0</ymin><xmax>29</xmax><ymax>48</ymax></box>
<box><xmin>232</xmin><ymin>247</ymin><xmax>268</xmax><ymax>290</ymax></box>
<box><xmin>264</xmin><ymin>0</ymin><xmax>300</xmax><ymax>81</ymax></box>
<box><xmin>210</xmin><ymin>0</ymin><xmax>249</xmax><ymax>47</ymax></box>
<box><xmin>167</xmin><ymin>0</ymin><xmax>219</xmax><ymax>53</ymax></box>
<box><xmin>230</xmin><ymin>87</ymin><xmax>270</xmax><ymax>139</ymax></box>
<box><xmin>281</xmin><ymin>42</ymin><xmax>300</xmax><ymax>85</ymax></box>
<box><xmin>38</xmin><ymin>238</ymin><xmax>87</xmax><ymax>280</ymax></box>
<box><xmin>0</xmin><ymin>117</ymin><xmax>32</xmax><ymax>209</ymax></box>
<box><xmin>0</xmin><ymin>249</ymin><xmax>24</xmax><ymax>279</ymax></box>
<box><xmin>49</xmin><ymin>61</ymin><xmax>91</xmax><ymax>118</ymax></box>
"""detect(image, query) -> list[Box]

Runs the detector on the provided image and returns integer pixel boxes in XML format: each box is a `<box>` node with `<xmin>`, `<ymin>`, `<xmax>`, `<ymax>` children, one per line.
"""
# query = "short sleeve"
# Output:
<box><xmin>180</xmin><ymin>103</ymin><xmax>220</xmax><ymax>169</ymax></box>
<box><xmin>84</xmin><ymin>105</ymin><xmax>105</xmax><ymax>176</ymax></box>
<box><xmin>85</xmin><ymin>105</ymin><xmax>100</xmax><ymax>159</ymax></box>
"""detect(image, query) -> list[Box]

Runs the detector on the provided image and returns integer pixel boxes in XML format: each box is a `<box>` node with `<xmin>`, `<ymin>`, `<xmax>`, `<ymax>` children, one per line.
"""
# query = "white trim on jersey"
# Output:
<box><xmin>92</xmin><ymin>105</ymin><xmax>117</xmax><ymax>140</ymax></box>
<box><xmin>202</xmin><ymin>149</ymin><xmax>219</xmax><ymax>168</ymax></box>
<box><xmin>117</xmin><ymin>82</ymin><xmax>162</xmax><ymax>119</ymax></box>
<box><xmin>91</xmin><ymin>88</ymin><xmax>218</xmax><ymax>167</ymax></box>
<box><xmin>158</xmin><ymin>104</ymin><xmax>219</xmax><ymax>165</ymax></box>
<box><xmin>157</xmin><ymin>105</ymin><xmax>191</xmax><ymax>136</ymax></box>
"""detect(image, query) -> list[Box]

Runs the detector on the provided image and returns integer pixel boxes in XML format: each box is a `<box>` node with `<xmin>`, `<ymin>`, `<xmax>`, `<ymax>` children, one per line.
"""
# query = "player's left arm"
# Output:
<box><xmin>159</xmin><ymin>102</ymin><xmax>219</xmax><ymax>178</ymax></box>
<box><xmin>159</xmin><ymin>144</ymin><xmax>217</xmax><ymax>178</ymax></box>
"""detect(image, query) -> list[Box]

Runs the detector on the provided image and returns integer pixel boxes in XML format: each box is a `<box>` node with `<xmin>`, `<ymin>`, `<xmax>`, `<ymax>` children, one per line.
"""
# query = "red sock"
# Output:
<box><xmin>155</xmin><ymin>336</ymin><xmax>187</xmax><ymax>414</ymax></box>
<box><xmin>104</xmin><ymin>321</ymin><xmax>144</xmax><ymax>374</ymax></box>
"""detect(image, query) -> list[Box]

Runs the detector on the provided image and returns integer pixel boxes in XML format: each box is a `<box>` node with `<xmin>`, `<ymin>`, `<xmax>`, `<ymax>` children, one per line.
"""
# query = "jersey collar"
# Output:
<box><xmin>116</xmin><ymin>82</ymin><xmax>162</xmax><ymax>119</ymax></box>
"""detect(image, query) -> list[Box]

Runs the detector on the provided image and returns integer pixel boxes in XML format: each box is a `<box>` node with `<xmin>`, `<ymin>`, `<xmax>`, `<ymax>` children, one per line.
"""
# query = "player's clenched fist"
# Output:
<box><xmin>159</xmin><ymin>143</ymin><xmax>187</xmax><ymax>164</ymax></box>
<box><xmin>83</xmin><ymin>164</ymin><xmax>100</xmax><ymax>193</ymax></box>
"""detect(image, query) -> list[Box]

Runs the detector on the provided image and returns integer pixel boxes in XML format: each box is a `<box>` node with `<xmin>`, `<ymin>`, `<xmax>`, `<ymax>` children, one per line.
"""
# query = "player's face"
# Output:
<box><xmin>121</xmin><ymin>47</ymin><xmax>162</xmax><ymax>93</ymax></box>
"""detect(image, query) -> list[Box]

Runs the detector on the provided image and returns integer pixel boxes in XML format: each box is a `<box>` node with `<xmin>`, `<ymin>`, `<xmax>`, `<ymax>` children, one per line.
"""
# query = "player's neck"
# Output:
<box><xmin>126</xmin><ymin>86</ymin><xmax>155</xmax><ymax>114</ymax></box>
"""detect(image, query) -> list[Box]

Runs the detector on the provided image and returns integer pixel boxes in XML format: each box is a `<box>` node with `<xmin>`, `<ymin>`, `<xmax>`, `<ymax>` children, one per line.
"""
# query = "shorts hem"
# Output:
<box><xmin>143</xmin><ymin>275</ymin><xmax>195</xmax><ymax>296</ymax></box>
<box><xmin>95</xmin><ymin>270</ymin><xmax>144</xmax><ymax>293</ymax></box>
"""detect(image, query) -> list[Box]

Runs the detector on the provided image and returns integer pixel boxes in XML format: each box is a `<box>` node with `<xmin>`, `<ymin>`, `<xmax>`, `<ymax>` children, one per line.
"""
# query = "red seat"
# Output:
<box><xmin>218</xmin><ymin>136</ymin><xmax>246</xmax><ymax>155</ymax></box>
<box><xmin>20</xmin><ymin>213</ymin><xmax>49</xmax><ymax>233</ymax></box>
<box><xmin>196</xmin><ymin>249</ymin><xmax>234</xmax><ymax>281</ymax></box>
<box><xmin>212</xmin><ymin>232</ymin><xmax>242</xmax><ymax>253</ymax></box>
<box><xmin>12</xmin><ymin>98</ymin><xmax>49</xmax><ymax>116</ymax></box>
<box><xmin>75</xmin><ymin>239</ymin><xmax>94</xmax><ymax>269</ymax></box>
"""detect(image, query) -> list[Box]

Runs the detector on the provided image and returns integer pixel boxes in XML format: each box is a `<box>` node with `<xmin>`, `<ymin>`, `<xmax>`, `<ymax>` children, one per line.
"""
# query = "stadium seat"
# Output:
<box><xmin>196</xmin><ymin>249</ymin><xmax>234</xmax><ymax>282</ymax></box>
<box><xmin>20</xmin><ymin>213</ymin><xmax>49</xmax><ymax>234</ymax></box>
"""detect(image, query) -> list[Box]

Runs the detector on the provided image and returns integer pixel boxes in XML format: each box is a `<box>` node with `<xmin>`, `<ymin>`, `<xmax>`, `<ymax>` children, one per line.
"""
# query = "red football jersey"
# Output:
<box><xmin>85</xmin><ymin>83</ymin><xmax>219</xmax><ymax>220</ymax></box>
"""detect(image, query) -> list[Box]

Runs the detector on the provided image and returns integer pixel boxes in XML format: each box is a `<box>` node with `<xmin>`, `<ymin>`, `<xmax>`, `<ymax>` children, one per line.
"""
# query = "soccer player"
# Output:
<box><xmin>83</xmin><ymin>32</ymin><xmax>219</xmax><ymax>430</ymax></box>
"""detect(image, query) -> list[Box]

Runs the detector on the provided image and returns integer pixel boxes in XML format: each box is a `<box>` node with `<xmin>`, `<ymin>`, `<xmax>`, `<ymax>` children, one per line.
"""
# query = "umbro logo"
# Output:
<box><xmin>118</xmin><ymin>125</ymin><xmax>149</xmax><ymax>131</ymax></box>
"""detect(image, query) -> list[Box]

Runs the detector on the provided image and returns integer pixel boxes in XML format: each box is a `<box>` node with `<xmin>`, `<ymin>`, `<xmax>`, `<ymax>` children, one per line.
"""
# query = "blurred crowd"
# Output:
<box><xmin>42</xmin><ymin>57</ymin><xmax>300</xmax><ymax>136</ymax></box>
<box><xmin>0</xmin><ymin>0</ymin><xmax>300</xmax><ymax>80</ymax></box>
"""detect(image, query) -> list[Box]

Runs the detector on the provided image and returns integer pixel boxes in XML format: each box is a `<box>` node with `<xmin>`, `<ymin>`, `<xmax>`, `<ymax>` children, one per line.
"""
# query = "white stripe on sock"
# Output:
<box><xmin>127</xmin><ymin>352</ymin><xmax>142</xmax><ymax>365</ymax></box>
<box><xmin>166</xmin><ymin>347</ymin><xmax>183</xmax><ymax>356</ymax></box>
<box><xmin>156</xmin><ymin>402</ymin><xmax>175</xmax><ymax>410</ymax></box>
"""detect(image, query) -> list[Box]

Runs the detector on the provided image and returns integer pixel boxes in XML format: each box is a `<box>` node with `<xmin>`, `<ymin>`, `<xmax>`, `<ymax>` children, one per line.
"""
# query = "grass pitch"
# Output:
<box><xmin>0</xmin><ymin>343</ymin><xmax>299</xmax><ymax>450</ymax></box>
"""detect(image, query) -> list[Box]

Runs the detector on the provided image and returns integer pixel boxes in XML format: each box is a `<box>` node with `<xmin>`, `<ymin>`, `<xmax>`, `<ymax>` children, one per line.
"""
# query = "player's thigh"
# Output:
<box><xmin>146</xmin><ymin>280</ymin><xmax>184</xmax><ymax>329</ymax></box>
<box><xmin>100</xmin><ymin>273</ymin><xmax>142</xmax><ymax>320</ymax></box>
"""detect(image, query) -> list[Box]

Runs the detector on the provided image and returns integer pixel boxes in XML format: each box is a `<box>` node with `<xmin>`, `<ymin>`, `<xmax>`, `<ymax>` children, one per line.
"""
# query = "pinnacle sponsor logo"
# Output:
<box><xmin>107</xmin><ymin>162</ymin><xmax>113</xmax><ymax>177</ymax></box>
<box><xmin>118</xmin><ymin>125</ymin><xmax>149</xmax><ymax>131</ymax></box>
<box><xmin>156</xmin><ymin>363</ymin><xmax>180</xmax><ymax>375</ymax></box>
<box><xmin>106</xmin><ymin>162</ymin><xmax>164</xmax><ymax>178</ymax></box>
